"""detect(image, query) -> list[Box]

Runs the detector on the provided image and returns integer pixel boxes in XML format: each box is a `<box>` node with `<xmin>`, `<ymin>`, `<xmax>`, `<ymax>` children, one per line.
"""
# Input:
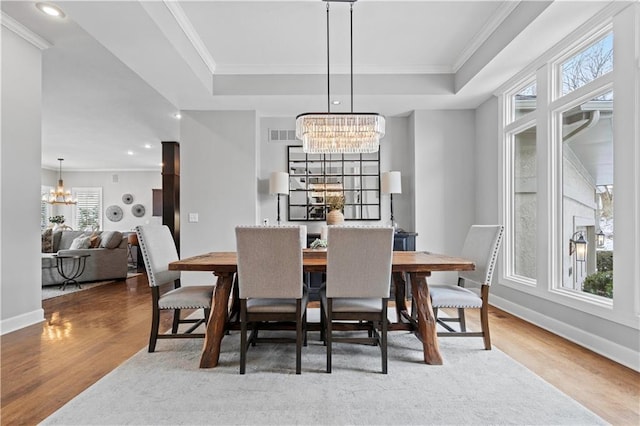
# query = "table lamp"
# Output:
<box><xmin>269</xmin><ymin>172</ymin><xmax>289</xmax><ymax>225</ymax></box>
<box><xmin>381</xmin><ymin>171</ymin><xmax>402</xmax><ymax>230</ymax></box>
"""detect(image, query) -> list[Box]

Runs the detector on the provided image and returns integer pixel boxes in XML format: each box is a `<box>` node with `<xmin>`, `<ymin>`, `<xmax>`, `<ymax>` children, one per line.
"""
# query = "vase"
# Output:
<box><xmin>327</xmin><ymin>209</ymin><xmax>344</xmax><ymax>225</ymax></box>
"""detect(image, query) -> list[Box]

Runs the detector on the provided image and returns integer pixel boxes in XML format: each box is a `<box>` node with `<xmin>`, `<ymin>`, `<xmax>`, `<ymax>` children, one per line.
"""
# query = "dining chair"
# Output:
<box><xmin>429</xmin><ymin>224</ymin><xmax>504</xmax><ymax>349</ymax></box>
<box><xmin>321</xmin><ymin>226</ymin><xmax>394</xmax><ymax>374</ymax></box>
<box><xmin>135</xmin><ymin>225</ymin><xmax>214</xmax><ymax>352</ymax></box>
<box><xmin>235</xmin><ymin>225</ymin><xmax>307</xmax><ymax>374</ymax></box>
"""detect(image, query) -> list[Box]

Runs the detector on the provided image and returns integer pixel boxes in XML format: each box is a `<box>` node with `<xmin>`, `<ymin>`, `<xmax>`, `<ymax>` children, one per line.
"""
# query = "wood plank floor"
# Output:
<box><xmin>1</xmin><ymin>274</ymin><xmax>639</xmax><ymax>425</ymax></box>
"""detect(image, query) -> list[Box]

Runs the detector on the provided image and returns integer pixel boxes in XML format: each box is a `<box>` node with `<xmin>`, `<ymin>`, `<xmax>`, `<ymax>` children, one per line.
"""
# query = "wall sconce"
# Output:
<box><xmin>381</xmin><ymin>171</ymin><xmax>401</xmax><ymax>229</ymax></box>
<box><xmin>269</xmin><ymin>172</ymin><xmax>289</xmax><ymax>225</ymax></box>
<box><xmin>596</xmin><ymin>229</ymin><xmax>605</xmax><ymax>247</ymax></box>
<box><xmin>569</xmin><ymin>231</ymin><xmax>588</xmax><ymax>262</ymax></box>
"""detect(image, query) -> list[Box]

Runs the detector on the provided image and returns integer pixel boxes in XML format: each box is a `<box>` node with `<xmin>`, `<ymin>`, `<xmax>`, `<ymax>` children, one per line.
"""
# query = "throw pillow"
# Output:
<box><xmin>69</xmin><ymin>235</ymin><xmax>91</xmax><ymax>250</ymax></box>
<box><xmin>89</xmin><ymin>231</ymin><xmax>101</xmax><ymax>248</ymax></box>
<box><xmin>41</xmin><ymin>228</ymin><xmax>53</xmax><ymax>253</ymax></box>
<box><xmin>100</xmin><ymin>231</ymin><xmax>123</xmax><ymax>249</ymax></box>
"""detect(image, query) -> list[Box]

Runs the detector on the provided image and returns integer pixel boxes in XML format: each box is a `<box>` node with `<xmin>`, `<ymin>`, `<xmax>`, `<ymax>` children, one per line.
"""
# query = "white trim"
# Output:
<box><xmin>214</xmin><ymin>63</ymin><xmax>452</xmax><ymax>75</ymax></box>
<box><xmin>490</xmin><ymin>295</ymin><xmax>640</xmax><ymax>372</ymax></box>
<box><xmin>452</xmin><ymin>1</ymin><xmax>520</xmax><ymax>73</ymax></box>
<box><xmin>0</xmin><ymin>309</ymin><xmax>45</xmax><ymax>335</ymax></box>
<box><xmin>163</xmin><ymin>0</ymin><xmax>217</xmax><ymax>75</ymax></box>
<box><xmin>0</xmin><ymin>11</ymin><xmax>51</xmax><ymax>50</ymax></box>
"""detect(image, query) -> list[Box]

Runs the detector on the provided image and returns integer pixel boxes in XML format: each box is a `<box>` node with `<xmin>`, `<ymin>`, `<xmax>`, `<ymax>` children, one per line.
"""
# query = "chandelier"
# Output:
<box><xmin>43</xmin><ymin>158</ymin><xmax>77</xmax><ymax>205</ymax></box>
<box><xmin>296</xmin><ymin>0</ymin><xmax>385</xmax><ymax>154</ymax></box>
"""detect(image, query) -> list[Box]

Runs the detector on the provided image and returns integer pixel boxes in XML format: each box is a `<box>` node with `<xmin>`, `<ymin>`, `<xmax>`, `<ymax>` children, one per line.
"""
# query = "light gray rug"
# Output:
<box><xmin>43</xmin><ymin>311</ymin><xmax>604</xmax><ymax>425</ymax></box>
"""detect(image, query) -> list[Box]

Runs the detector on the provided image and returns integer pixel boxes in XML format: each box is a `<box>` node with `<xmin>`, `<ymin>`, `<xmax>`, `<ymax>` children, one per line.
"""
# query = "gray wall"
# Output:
<box><xmin>1</xmin><ymin>28</ymin><xmax>45</xmax><ymax>332</ymax></box>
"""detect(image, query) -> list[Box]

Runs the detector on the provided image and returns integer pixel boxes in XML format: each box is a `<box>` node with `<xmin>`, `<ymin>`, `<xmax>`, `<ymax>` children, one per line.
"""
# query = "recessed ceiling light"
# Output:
<box><xmin>127</xmin><ymin>150</ymin><xmax>134</xmax><ymax>156</ymax></box>
<box><xmin>174</xmin><ymin>113</ymin><xmax>182</xmax><ymax>119</ymax></box>
<box><xmin>144</xmin><ymin>144</ymin><xmax>152</xmax><ymax>149</ymax></box>
<box><xmin>36</xmin><ymin>2</ymin><xmax>65</xmax><ymax>18</ymax></box>
<box><xmin>332</xmin><ymin>100</ymin><xmax>341</xmax><ymax>105</ymax></box>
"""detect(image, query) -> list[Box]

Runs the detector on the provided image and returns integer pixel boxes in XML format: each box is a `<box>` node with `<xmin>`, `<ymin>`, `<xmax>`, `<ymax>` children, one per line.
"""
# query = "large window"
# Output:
<box><xmin>40</xmin><ymin>185</ymin><xmax>53</xmax><ymax>230</ymax></box>
<box><xmin>502</xmin><ymin>26</ymin><xmax>615</xmax><ymax>302</ymax></box>
<box><xmin>72</xmin><ymin>187</ymin><xmax>103</xmax><ymax>231</ymax></box>
<box><xmin>560</xmin><ymin>90</ymin><xmax>613</xmax><ymax>298</ymax></box>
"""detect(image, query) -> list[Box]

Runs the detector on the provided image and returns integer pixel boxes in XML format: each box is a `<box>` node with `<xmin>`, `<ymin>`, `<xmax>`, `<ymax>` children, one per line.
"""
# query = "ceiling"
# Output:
<box><xmin>1</xmin><ymin>0</ymin><xmax>615</xmax><ymax>171</ymax></box>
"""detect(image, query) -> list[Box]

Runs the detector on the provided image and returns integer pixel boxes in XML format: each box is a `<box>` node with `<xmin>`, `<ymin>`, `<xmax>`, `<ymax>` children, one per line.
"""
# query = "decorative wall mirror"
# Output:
<box><xmin>287</xmin><ymin>146</ymin><xmax>381</xmax><ymax>221</ymax></box>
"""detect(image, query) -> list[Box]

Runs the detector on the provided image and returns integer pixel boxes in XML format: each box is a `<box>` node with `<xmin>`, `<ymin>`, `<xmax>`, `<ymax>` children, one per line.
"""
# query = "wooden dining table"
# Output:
<box><xmin>169</xmin><ymin>250</ymin><xmax>474</xmax><ymax>368</ymax></box>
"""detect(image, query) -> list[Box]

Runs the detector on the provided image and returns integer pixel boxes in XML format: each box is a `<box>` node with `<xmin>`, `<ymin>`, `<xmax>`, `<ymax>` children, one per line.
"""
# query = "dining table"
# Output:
<box><xmin>169</xmin><ymin>250</ymin><xmax>475</xmax><ymax>368</ymax></box>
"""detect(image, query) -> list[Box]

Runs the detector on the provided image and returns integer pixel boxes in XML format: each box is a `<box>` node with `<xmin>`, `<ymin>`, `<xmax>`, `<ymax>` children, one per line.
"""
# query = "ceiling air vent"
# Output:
<box><xmin>269</xmin><ymin>129</ymin><xmax>297</xmax><ymax>143</ymax></box>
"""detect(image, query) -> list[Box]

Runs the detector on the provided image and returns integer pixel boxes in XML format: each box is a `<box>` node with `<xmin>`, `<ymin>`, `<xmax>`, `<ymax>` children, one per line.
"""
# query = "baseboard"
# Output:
<box><xmin>1</xmin><ymin>308</ymin><xmax>45</xmax><ymax>335</ymax></box>
<box><xmin>490</xmin><ymin>295</ymin><xmax>640</xmax><ymax>372</ymax></box>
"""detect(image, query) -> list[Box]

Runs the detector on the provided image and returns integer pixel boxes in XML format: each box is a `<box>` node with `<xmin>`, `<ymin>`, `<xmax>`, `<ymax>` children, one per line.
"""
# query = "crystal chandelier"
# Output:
<box><xmin>296</xmin><ymin>0</ymin><xmax>385</xmax><ymax>154</ymax></box>
<box><xmin>43</xmin><ymin>158</ymin><xmax>77</xmax><ymax>205</ymax></box>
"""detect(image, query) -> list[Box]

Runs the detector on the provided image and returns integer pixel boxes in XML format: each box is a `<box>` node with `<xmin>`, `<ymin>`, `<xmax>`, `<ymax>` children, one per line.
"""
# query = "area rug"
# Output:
<box><xmin>41</xmin><ymin>272</ymin><xmax>142</xmax><ymax>300</ymax></box>
<box><xmin>42</xmin><ymin>311</ymin><xmax>603</xmax><ymax>425</ymax></box>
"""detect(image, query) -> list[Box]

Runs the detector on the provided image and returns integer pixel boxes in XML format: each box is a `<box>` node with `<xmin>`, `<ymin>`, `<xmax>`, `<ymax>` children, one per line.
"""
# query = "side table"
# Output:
<box><xmin>54</xmin><ymin>254</ymin><xmax>90</xmax><ymax>290</ymax></box>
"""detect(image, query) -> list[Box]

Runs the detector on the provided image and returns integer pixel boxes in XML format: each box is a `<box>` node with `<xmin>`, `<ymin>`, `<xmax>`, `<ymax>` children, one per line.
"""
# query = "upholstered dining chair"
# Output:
<box><xmin>321</xmin><ymin>226</ymin><xmax>394</xmax><ymax>374</ymax></box>
<box><xmin>135</xmin><ymin>225</ymin><xmax>214</xmax><ymax>352</ymax></box>
<box><xmin>429</xmin><ymin>224</ymin><xmax>504</xmax><ymax>349</ymax></box>
<box><xmin>235</xmin><ymin>225</ymin><xmax>307</xmax><ymax>374</ymax></box>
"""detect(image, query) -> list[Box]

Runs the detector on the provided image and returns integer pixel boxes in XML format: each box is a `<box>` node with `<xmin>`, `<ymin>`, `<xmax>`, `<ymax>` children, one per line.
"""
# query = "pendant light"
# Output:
<box><xmin>296</xmin><ymin>0</ymin><xmax>385</xmax><ymax>154</ymax></box>
<box><xmin>43</xmin><ymin>158</ymin><xmax>77</xmax><ymax>205</ymax></box>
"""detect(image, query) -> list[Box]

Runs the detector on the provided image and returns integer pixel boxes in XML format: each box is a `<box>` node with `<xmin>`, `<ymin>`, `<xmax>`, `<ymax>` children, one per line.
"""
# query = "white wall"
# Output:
<box><xmin>179</xmin><ymin>110</ymin><xmax>259</xmax><ymax>285</ymax></box>
<box><xmin>412</xmin><ymin>110</ymin><xmax>477</xmax><ymax>282</ymax></box>
<box><xmin>1</xmin><ymin>27</ymin><xmax>45</xmax><ymax>333</ymax></box>
<box><xmin>41</xmin><ymin>170</ymin><xmax>162</xmax><ymax>232</ymax></box>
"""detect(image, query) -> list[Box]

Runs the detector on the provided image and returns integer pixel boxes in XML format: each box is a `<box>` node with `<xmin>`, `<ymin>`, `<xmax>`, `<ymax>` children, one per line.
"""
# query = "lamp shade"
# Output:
<box><xmin>269</xmin><ymin>172</ymin><xmax>289</xmax><ymax>195</ymax></box>
<box><xmin>381</xmin><ymin>171</ymin><xmax>402</xmax><ymax>194</ymax></box>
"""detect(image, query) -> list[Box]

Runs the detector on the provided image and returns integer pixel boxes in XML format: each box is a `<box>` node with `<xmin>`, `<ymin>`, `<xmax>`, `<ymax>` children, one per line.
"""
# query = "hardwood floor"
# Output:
<box><xmin>1</xmin><ymin>274</ymin><xmax>639</xmax><ymax>425</ymax></box>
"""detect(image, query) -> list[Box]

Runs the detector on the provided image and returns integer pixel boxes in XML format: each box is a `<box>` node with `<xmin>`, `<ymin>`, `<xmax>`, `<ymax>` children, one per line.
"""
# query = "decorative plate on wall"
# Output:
<box><xmin>122</xmin><ymin>193</ymin><xmax>134</xmax><ymax>204</ymax></box>
<box><xmin>106</xmin><ymin>205</ymin><xmax>123</xmax><ymax>222</ymax></box>
<box><xmin>132</xmin><ymin>204</ymin><xmax>145</xmax><ymax>218</ymax></box>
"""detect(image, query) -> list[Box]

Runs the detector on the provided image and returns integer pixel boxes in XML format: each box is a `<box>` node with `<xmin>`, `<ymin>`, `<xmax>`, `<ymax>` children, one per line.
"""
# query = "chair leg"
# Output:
<box><xmin>240</xmin><ymin>301</ymin><xmax>247</xmax><ymax>374</ymax></box>
<box><xmin>326</xmin><ymin>299</ymin><xmax>332</xmax><ymax>373</ymax></box>
<box><xmin>381</xmin><ymin>303</ymin><xmax>388</xmax><ymax>374</ymax></box>
<box><xmin>296</xmin><ymin>300</ymin><xmax>302</xmax><ymax>375</ymax></box>
<box><xmin>458</xmin><ymin>308</ymin><xmax>467</xmax><ymax>332</ymax></box>
<box><xmin>481</xmin><ymin>304</ymin><xmax>491</xmax><ymax>350</ymax></box>
<box><xmin>149</xmin><ymin>304</ymin><xmax>160</xmax><ymax>353</ymax></box>
<box><xmin>319</xmin><ymin>302</ymin><xmax>326</xmax><ymax>345</ymax></box>
<box><xmin>172</xmin><ymin>309</ymin><xmax>181</xmax><ymax>333</ymax></box>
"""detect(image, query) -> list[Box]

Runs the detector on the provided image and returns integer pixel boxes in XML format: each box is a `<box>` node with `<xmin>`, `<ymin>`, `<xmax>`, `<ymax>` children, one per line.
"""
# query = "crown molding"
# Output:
<box><xmin>214</xmin><ymin>64</ymin><xmax>453</xmax><ymax>75</ymax></box>
<box><xmin>452</xmin><ymin>1</ymin><xmax>520</xmax><ymax>73</ymax></box>
<box><xmin>1</xmin><ymin>11</ymin><xmax>52</xmax><ymax>50</ymax></box>
<box><xmin>162</xmin><ymin>0</ymin><xmax>217</xmax><ymax>75</ymax></box>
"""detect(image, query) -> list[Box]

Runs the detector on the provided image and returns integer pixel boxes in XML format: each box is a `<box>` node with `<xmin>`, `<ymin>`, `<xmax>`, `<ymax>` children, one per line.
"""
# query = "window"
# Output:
<box><xmin>560</xmin><ymin>90</ymin><xmax>613</xmax><ymax>298</ymax></box>
<box><xmin>72</xmin><ymin>187</ymin><xmax>103</xmax><ymax>231</ymax></box>
<box><xmin>512</xmin><ymin>81</ymin><xmax>537</xmax><ymax>121</ymax></box>
<box><xmin>511</xmin><ymin>125</ymin><xmax>537</xmax><ymax>280</ymax></box>
<box><xmin>560</xmin><ymin>32</ymin><xmax>613</xmax><ymax>96</ymax></box>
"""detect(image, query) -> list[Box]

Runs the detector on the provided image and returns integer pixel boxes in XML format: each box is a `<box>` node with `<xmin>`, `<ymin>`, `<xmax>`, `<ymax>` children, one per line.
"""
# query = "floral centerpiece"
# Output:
<box><xmin>49</xmin><ymin>215</ymin><xmax>66</xmax><ymax>224</ymax></box>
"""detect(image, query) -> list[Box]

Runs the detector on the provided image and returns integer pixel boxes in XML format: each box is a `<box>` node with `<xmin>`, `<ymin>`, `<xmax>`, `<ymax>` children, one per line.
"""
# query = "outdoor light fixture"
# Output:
<box><xmin>596</xmin><ymin>229</ymin><xmax>605</xmax><ymax>247</ymax></box>
<box><xmin>269</xmin><ymin>172</ymin><xmax>289</xmax><ymax>225</ymax></box>
<box><xmin>296</xmin><ymin>0</ymin><xmax>385</xmax><ymax>154</ymax></box>
<box><xmin>569</xmin><ymin>231</ymin><xmax>588</xmax><ymax>262</ymax></box>
<box><xmin>381</xmin><ymin>171</ymin><xmax>401</xmax><ymax>229</ymax></box>
<box><xmin>43</xmin><ymin>158</ymin><xmax>77</xmax><ymax>205</ymax></box>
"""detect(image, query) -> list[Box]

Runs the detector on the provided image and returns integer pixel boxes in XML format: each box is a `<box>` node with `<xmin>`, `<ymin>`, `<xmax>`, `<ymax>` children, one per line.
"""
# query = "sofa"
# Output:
<box><xmin>41</xmin><ymin>230</ymin><xmax>128</xmax><ymax>286</ymax></box>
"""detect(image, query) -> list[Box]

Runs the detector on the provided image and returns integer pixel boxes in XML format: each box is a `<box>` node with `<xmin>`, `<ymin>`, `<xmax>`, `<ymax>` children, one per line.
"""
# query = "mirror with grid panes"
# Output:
<box><xmin>287</xmin><ymin>146</ymin><xmax>381</xmax><ymax>221</ymax></box>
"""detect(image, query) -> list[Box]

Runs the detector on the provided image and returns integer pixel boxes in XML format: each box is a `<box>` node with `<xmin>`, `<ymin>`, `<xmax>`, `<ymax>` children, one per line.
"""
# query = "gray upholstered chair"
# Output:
<box><xmin>430</xmin><ymin>224</ymin><xmax>504</xmax><ymax>349</ymax></box>
<box><xmin>135</xmin><ymin>225</ymin><xmax>214</xmax><ymax>352</ymax></box>
<box><xmin>321</xmin><ymin>226</ymin><xmax>394</xmax><ymax>374</ymax></box>
<box><xmin>235</xmin><ymin>225</ymin><xmax>307</xmax><ymax>374</ymax></box>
